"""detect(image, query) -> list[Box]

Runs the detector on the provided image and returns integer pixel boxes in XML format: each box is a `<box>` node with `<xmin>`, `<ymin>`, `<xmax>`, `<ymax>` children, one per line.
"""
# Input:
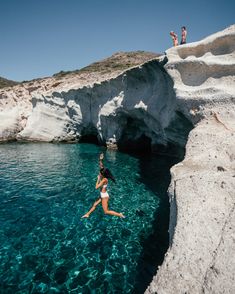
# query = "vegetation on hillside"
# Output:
<box><xmin>0</xmin><ymin>77</ymin><xmax>19</xmax><ymax>89</ymax></box>
<box><xmin>0</xmin><ymin>51</ymin><xmax>161</xmax><ymax>85</ymax></box>
<box><xmin>53</xmin><ymin>51</ymin><xmax>160</xmax><ymax>78</ymax></box>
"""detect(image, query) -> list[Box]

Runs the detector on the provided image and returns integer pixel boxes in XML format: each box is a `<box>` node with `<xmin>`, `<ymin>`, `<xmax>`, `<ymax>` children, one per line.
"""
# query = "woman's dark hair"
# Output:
<box><xmin>100</xmin><ymin>168</ymin><xmax>116</xmax><ymax>183</ymax></box>
<box><xmin>181</xmin><ymin>26</ymin><xmax>186</xmax><ymax>30</ymax></box>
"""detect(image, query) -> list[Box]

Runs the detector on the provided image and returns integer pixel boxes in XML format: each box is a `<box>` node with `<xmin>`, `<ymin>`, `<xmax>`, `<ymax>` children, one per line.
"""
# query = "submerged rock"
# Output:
<box><xmin>1</xmin><ymin>26</ymin><xmax>235</xmax><ymax>293</ymax></box>
<box><xmin>136</xmin><ymin>209</ymin><xmax>146</xmax><ymax>217</ymax></box>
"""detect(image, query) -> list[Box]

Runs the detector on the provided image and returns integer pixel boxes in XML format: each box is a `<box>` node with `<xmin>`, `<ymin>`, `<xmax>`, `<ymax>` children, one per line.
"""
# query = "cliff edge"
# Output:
<box><xmin>146</xmin><ymin>25</ymin><xmax>235</xmax><ymax>294</ymax></box>
<box><xmin>1</xmin><ymin>25</ymin><xmax>235</xmax><ymax>293</ymax></box>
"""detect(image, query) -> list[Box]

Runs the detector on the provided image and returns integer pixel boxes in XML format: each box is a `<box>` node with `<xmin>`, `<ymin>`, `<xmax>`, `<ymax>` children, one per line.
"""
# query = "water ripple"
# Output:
<box><xmin>0</xmin><ymin>143</ymin><xmax>174</xmax><ymax>293</ymax></box>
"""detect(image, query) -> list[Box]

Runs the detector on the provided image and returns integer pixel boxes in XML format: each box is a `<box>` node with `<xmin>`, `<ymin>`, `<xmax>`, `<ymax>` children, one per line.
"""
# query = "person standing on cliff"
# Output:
<box><xmin>170</xmin><ymin>31</ymin><xmax>178</xmax><ymax>47</ymax></box>
<box><xmin>180</xmin><ymin>26</ymin><xmax>187</xmax><ymax>44</ymax></box>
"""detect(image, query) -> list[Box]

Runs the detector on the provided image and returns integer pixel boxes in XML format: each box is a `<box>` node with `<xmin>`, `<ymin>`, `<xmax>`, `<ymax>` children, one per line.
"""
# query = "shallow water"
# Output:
<box><xmin>0</xmin><ymin>143</ymin><xmax>179</xmax><ymax>293</ymax></box>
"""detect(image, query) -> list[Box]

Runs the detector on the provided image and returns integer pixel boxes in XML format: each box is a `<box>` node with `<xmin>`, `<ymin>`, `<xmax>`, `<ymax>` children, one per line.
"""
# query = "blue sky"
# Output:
<box><xmin>1</xmin><ymin>0</ymin><xmax>234</xmax><ymax>81</ymax></box>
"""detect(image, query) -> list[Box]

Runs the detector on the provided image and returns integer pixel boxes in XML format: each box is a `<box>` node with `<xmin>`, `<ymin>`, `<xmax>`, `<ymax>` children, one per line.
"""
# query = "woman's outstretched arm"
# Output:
<box><xmin>99</xmin><ymin>153</ymin><xmax>104</xmax><ymax>169</ymax></box>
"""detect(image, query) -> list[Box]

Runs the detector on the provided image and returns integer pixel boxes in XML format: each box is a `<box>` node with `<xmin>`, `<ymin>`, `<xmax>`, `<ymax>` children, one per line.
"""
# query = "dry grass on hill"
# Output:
<box><xmin>53</xmin><ymin>51</ymin><xmax>160</xmax><ymax>78</ymax></box>
<box><xmin>0</xmin><ymin>77</ymin><xmax>19</xmax><ymax>89</ymax></box>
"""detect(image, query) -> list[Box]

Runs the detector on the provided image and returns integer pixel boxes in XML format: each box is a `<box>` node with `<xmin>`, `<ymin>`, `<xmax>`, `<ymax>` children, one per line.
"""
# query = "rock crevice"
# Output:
<box><xmin>1</xmin><ymin>58</ymin><xmax>191</xmax><ymax>153</ymax></box>
<box><xmin>146</xmin><ymin>25</ymin><xmax>235</xmax><ymax>294</ymax></box>
<box><xmin>201</xmin><ymin>203</ymin><xmax>235</xmax><ymax>293</ymax></box>
<box><xmin>1</xmin><ymin>25</ymin><xmax>235</xmax><ymax>294</ymax></box>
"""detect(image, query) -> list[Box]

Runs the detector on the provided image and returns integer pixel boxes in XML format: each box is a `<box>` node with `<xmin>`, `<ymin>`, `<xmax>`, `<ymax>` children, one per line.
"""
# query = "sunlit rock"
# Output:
<box><xmin>146</xmin><ymin>24</ymin><xmax>235</xmax><ymax>294</ymax></box>
<box><xmin>1</xmin><ymin>26</ymin><xmax>235</xmax><ymax>294</ymax></box>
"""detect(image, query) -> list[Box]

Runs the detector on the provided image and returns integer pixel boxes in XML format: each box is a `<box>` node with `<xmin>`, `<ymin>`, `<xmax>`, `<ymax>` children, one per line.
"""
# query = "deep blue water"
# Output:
<box><xmin>0</xmin><ymin>143</ymin><xmax>178</xmax><ymax>293</ymax></box>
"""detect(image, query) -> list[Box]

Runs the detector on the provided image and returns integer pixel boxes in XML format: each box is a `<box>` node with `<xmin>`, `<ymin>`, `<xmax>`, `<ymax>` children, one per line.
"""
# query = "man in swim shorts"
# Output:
<box><xmin>180</xmin><ymin>26</ymin><xmax>187</xmax><ymax>44</ymax></box>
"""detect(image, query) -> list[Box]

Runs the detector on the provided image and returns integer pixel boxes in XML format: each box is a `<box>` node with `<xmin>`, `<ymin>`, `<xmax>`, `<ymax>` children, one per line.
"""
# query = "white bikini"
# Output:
<box><xmin>100</xmin><ymin>183</ymin><xmax>109</xmax><ymax>198</ymax></box>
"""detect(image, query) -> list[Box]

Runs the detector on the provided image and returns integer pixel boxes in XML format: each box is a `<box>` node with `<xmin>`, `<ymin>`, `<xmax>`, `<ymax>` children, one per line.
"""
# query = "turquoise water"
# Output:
<box><xmin>0</xmin><ymin>143</ymin><xmax>178</xmax><ymax>293</ymax></box>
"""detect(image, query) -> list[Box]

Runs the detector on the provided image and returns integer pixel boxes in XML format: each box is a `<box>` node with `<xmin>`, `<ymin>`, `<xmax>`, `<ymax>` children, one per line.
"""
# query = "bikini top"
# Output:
<box><xmin>102</xmin><ymin>179</ymin><xmax>108</xmax><ymax>189</ymax></box>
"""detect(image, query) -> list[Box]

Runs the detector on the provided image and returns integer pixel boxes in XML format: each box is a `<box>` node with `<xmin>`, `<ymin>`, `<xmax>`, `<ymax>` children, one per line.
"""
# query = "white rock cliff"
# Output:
<box><xmin>0</xmin><ymin>26</ymin><xmax>235</xmax><ymax>293</ymax></box>
<box><xmin>146</xmin><ymin>25</ymin><xmax>235</xmax><ymax>294</ymax></box>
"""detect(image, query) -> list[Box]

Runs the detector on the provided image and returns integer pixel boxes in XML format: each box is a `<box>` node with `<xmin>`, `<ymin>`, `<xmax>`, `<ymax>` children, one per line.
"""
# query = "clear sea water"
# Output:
<box><xmin>0</xmin><ymin>143</ymin><xmax>179</xmax><ymax>293</ymax></box>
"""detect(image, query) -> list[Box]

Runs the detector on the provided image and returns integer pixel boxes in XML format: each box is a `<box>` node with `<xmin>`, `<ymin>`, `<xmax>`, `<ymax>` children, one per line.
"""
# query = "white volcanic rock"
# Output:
<box><xmin>17</xmin><ymin>59</ymin><xmax>184</xmax><ymax>149</ymax></box>
<box><xmin>146</xmin><ymin>118</ymin><xmax>235</xmax><ymax>294</ymax></box>
<box><xmin>165</xmin><ymin>24</ymin><xmax>235</xmax><ymax>125</ymax></box>
<box><xmin>1</xmin><ymin>26</ymin><xmax>235</xmax><ymax>294</ymax></box>
<box><xmin>146</xmin><ymin>25</ymin><xmax>235</xmax><ymax>294</ymax></box>
<box><xmin>0</xmin><ymin>108</ymin><xmax>21</xmax><ymax>141</ymax></box>
<box><xmin>1</xmin><ymin>51</ymin><xmax>160</xmax><ymax>143</ymax></box>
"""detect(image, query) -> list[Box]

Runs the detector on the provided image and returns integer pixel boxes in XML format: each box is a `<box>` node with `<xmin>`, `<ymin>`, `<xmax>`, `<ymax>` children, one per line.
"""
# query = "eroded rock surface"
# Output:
<box><xmin>1</xmin><ymin>51</ymin><xmax>190</xmax><ymax>151</ymax></box>
<box><xmin>1</xmin><ymin>25</ymin><xmax>235</xmax><ymax>293</ymax></box>
<box><xmin>146</xmin><ymin>25</ymin><xmax>235</xmax><ymax>294</ymax></box>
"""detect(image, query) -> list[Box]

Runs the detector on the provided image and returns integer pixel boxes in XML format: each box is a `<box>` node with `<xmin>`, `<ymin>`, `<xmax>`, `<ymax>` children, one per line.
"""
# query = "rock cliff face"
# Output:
<box><xmin>1</xmin><ymin>26</ymin><xmax>235</xmax><ymax>293</ymax></box>
<box><xmin>0</xmin><ymin>51</ymin><xmax>190</xmax><ymax>152</ymax></box>
<box><xmin>146</xmin><ymin>25</ymin><xmax>235</xmax><ymax>294</ymax></box>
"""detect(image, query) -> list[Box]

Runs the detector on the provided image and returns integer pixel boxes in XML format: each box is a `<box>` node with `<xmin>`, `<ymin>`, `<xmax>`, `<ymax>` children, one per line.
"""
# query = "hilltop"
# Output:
<box><xmin>0</xmin><ymin>76</ymin><xmax>18</xmax><ymax>89</ymax></box>
<box><xmin>53</xmin><ymin>51</ymin><xmax>160</xmax><ymax>78</ymax></box>
<box><xmin>0</xmin><ymin>51</ymin><xmax>160</xmax><ymax>99</ymax></box>
<box><xmin>0</xmin><ymin>25</ymin><xmax>235</xmax><ymax>294</ymax></box>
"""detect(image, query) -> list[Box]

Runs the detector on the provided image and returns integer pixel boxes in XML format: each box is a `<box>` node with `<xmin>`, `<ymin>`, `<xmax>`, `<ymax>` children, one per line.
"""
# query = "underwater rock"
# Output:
<box><xmin>1</xmin><ymin>25</ymin><xmax>235</xmax><ymax>294</ymax></box>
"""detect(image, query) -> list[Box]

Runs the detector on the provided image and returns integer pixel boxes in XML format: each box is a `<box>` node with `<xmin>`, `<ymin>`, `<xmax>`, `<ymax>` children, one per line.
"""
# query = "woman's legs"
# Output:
<box><xmin>101</xmin><ymin>197</ymin><xmax>125</xmax><ymax>218</ymax></box>
<box><xmin>82</xmin><ymin>198</ymin><xmax>101</xmax><ymax>218</ymax></box>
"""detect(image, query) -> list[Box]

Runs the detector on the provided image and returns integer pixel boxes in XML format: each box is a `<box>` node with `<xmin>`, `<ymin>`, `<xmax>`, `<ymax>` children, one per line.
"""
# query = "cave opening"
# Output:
<box><xmin>77</xmin><ymin>112</ymin><xmax>193</xmax><ymax>293</ymax></box>
<box><xmin>79</xmin><ymin>125</ymin><xmax>101</xmax><ymax>145</ymax></box>
<box><xmin>118</xmin><ymin>133</ymin><xmax>152</xmax><ymax>153</ymax></box>
<box><xmin>117</xmin><ymin>117</ymin><xmax>152</xmax><ymax>153</ymax></box>
<box><xmin>122</xmin><ymin>112</ymin><xmax>193</xmax><ymax>293</ymax></box>
<box><xmin>79</xmin><ymin>134</ymin><xmax>100</xmax><ymax>145</ymax></box>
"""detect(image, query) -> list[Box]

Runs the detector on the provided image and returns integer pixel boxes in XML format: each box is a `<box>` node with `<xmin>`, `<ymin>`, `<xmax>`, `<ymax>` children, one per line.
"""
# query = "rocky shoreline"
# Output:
<box><xmin>146</xmin><ymin>25</ymin><xmax>235</xmax><ymax>293</ymax></box>
<box><xmin>1</xmin><ymin>25</ymin><xmax>235</xmax><ymax>293</ymax></box>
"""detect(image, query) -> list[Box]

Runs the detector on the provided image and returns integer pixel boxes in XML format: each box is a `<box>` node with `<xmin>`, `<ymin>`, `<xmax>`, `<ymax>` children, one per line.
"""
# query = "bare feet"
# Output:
<box><xmin>81</xmin><ymin>214</ymin><xmax>89</xmax><ymax>218</ymax></box>
<box><xmin>120</xmin><ymin>213</ymin><xmax>125</xmax><ymax>218</ymax></box>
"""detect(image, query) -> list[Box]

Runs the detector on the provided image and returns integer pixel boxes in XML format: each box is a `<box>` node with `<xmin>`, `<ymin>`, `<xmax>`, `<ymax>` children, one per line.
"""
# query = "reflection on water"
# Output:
<box><xmin>0</xmin><ymin>143</ymin><xmax>178</xmax><ymax>293</ymax></box>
